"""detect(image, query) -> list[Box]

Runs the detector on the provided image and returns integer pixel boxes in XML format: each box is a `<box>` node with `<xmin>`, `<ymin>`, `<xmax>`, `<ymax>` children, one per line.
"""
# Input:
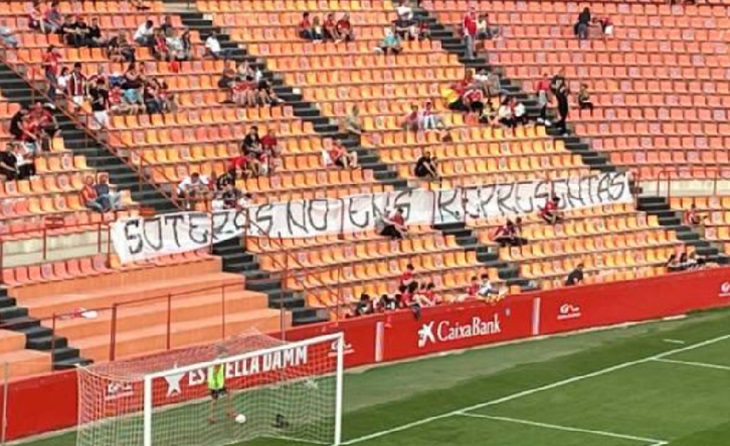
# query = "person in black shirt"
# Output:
<box><xmin>215</xmin><ymin>171</ymin><xmax>235</xmax><ymax>191</ymax></box>
<box><xmin>221</xmin><ymin>183</ymin><xmax>243</xmax><ymax>209</ymax></box>
<box><xmin>414</xmin><ymin>151</ymin><xmax>439</xmax><ymax>180</ymax></box>
<box><xmin>88</xmin><ymin>78</ymin><xmax>110</xmax><ymax>130</ymax></box>
<box><xmin>75</xmin><ymin>16</ymin><xmax>91</xmax><ymax>47</ymax></box>
<box><xmin>574</xmin><ymin>7</ymin><xmax>591</xmax><ymax>39</ymax></box>
<box><xmin>241</xmin><ymin>126</ymin><xmax>263</xmax><ymax>176</ymax></box>
<box><xmin>9</xmin><ymin>107</ymin><xmax>28</xmax><ymax>140</ymax></box>
<box><xmin>0</xmin><ymin>143</ymin><xmax>19</xmax><ymax>180</ymax></box>
<box><xmin>551</xmin><ymin>69</ymin><xmax>569</xmax><ymax>135</ymax></box>
<box><xmin>88</xmin><ymin>17</ymin><xmax>104</xmax><ymax>47</ymax></box>
<box><xmin>565</xmin><ymin>263</ymin><xmax>584</xmax><ymax>286</ymax></box>
<box><xmin>60</xmin><ymin>15</ymin><xmax>81</xmax><ymax>47</ymax></box>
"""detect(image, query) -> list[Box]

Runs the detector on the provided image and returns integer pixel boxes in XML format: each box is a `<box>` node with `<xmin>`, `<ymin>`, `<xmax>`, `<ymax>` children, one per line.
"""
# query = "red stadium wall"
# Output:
<box><xmin>3</xmin><ymin>267</ymin><xmax>730</xmax><ymax>440</ymax></box>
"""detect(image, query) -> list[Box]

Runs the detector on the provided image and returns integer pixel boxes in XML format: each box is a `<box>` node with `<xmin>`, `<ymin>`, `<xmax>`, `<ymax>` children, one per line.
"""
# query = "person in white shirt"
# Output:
<box><xmin>396</xmin><ymin>0</ymin><xmax>414</xmax><ymax>21</ymax></box>
<box><xmin>496</xmin><ymin>97</ymin><xmax>515</xmax><ymax>128</ymax></box>
<box><xmin>514</xmin><ymin>99</ymin><xmax>527</xmax><ymax>126</ymax></box>
<box><xmin>0</xmin><ymin>19</ymin><xmax>19</xmax><ymax>49</ymax></box>
<box><xmin>205</xmin><ymin>32</ymin><xmax>230</xmax><ymax>59</ymax></box>
<box><xmin>133</xmin><ymin>20</ymin><xmax>155</xmax><ymax>46</ymax></box>
<box><xmin>177</xmin><ymin>172</ymin><xmax>211</xmax><ymax>209</ymax></box>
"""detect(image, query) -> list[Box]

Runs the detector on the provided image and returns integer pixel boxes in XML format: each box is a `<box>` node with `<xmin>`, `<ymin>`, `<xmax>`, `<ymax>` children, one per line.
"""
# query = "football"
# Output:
<box><xmin>235</xmin><ymin>414</ymin><xmax>247</xmax><ymax>424</ymax></box>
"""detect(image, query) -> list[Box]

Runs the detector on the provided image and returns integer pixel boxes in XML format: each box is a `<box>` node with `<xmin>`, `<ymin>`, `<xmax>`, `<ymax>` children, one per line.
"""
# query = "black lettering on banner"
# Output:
<box><xmin>477</xmin><ymin>184</ymin><xmax>497</xmax><ymax>218</ymax></box>
<box><xmin>210</xmin><ymin>210</ymin><xmax>232</xmax><ymax>242</ymax></box>
<box><xmin>123</xmin><ymin>219</ymin><xmax>144</xmax><ymax>255</ymax></box>
<box><xmin>595</xmin><ymin>173</ymin><xmax>611</xmax><ymax>203</ymax></box>
<box><xmin>286</xmin><ymin>200</ymin><xmax>307</xmax><ymax>237</ymax></box>
<box><xmin>252</xmin><ymin>204</ymin><xmax>273</xmax><ymax>236</ymax></box>
<box><xmin>164</xmin><ymin>213</ymin><xmax>186</xmax><ymax>247</ymax></box>
<box><xmin>462</xmin><ymin>187</ymin><xmax>480</xmax><ymax>218</ymax></box>
<box><xmin>550</xmin><ymin>178</ymin><xmax>569</xmax><ymax>209</ymax></box>
<box><xmin>347</xmin><ymin>195</ymin><xmax>371</xmax><ymax>229</ymax></box>
<box><xmin>533</xmin><ymin>179</ymin><xmax>550</xmax><ymax>213</ymax></box>
<box><xmin>567</xmin><ymin>176</ymin><xmax>585</xmax><ymax>208</ymax></box>
<box><xmin>187</xmin><ymin>212</ymin><xmax>211</xmax><ymax>245</ymax></box>
<box><xmin>513</xmin><ymin>181</ymin><xmax>536</xmax><ymax>214</ymax></box>
<box><xmin>495</xmin><ymin>183</ymin><xmax>517</xmax><ymax>216</ymax></box>
<box><xmin>232</xmin><ymin>209</ymin><xmax>248</xmax><ymax>233</ymax></box>
<box><xmin>141</xmin><ymin>216</ymin><xmax>164</xmax><ymax>251</ymax></box>
<box><xmin>307</xmin><ymin>198</ymin><xmax>332</xmax><ymax>232</ymax></box>
<box><xmin>436</xmin><ymin>189</ymin><xmax>462</xmax><ymax>223</ymax></box>
<box><xmin>390</xmin><ymin>189</ymin><xmax>413</xmax><ymax>219</ymax></box>
<box><xmin>607</xmin><ymin>173</ymin><xmax>627</xmax><ymax>201</ymax></box>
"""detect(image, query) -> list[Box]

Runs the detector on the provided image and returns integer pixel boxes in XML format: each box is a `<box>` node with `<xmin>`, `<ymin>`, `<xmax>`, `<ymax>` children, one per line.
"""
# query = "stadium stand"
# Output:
<box><xmin>0</xmin><ymin>0</ymin><xmax>726</xmax><ymax>377</ymax></box>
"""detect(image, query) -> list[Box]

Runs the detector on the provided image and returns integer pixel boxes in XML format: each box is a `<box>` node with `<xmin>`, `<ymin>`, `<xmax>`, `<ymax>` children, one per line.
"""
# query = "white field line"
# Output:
<box><xmin>341</xmin><ymin>333</ymin><xmax>730</xmax><ymax>445</ymax></box>
<box><xmin>456</xmin><ymin>412</ymin><xmax>665</xmax><ymax>444</ymax></box>
<box><xmin>652</xmin><ymin>358</ymin><xmax>730</xmax><ymax>372</ymax></box>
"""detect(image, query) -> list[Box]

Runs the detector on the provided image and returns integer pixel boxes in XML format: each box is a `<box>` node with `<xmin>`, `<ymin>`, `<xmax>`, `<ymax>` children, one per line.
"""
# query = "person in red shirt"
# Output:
<box><xmin>261</xmin><ymin>129</ymin><xmax>281</xmax><ymax>174</ymax></box>
<box><xmin>228</xmin><ymin>151</ymin><xmax>252</xmax><ymax>179</ymax></box>
<box><xmin>401</xmin><ymin>104</ymin><xmax>421</xmax><ymax>130</ymax></box>
<box><xmin>153</xmin><ymin>28</ymin><xmax>171</xmax><ymax>61</ymax></box>
<box><xmin>336</xmin><ymin>13</ymin><xmax>354</xmax><ymax>42</ymax></box>
<box><xmin>327</xmin><ymin>141</ymin><xmax>358</xmax><ymax>169</ymax></box>
<box><xmin>299</xmin><ymin>12</ymin><xmax>313</xmax><ymax>40</ymax></box>
<box><xmin>534</xmin><ymin>73</ymin><xmax>552</xmax><ymax>125</ymax></box>
<box><xmin>540</xmin><ymin>196</ymin><xmax>563</xmax><ymax>224</ymax></box>
<box><xmin>81</xmin><ymin>175</ymin><xmax>106</xmax><ymax>213</ymax></box>
<box><xmin>493</xmin><ymin>217</ymin><xmax>527</xmax><ymax>247</ymax></box>
<box><xmin>42</xmin><ymin>45</ymin><xmax>62</xmax><ymax>100</ymax></box>
<box><xmin>464</xmin><ymin>276</ymin><xmax>480</xmax><ymax>300</ymax></box>
<box><xmin>323</xmin><ymin>13</ymin><xmax>340</xmax><ymax>42</ymax></box>
<box><xmin>462</xmin><ymin>8</ymin><xmax>477</xmax><ymax>59</ymax></box>
<box><xmin>594</xmin><ymin>16</ymin><xmax>613</xmax><ymax>40</ymax></box>
<box><xmin>400</xmin><ymin>264</ymin><xmax>417</xmax><ymax>293</ymax></box>
<box><xmin>379</xmin><ymin>207</ymin><xmax>407</xmax><ymax>239</ymax></box>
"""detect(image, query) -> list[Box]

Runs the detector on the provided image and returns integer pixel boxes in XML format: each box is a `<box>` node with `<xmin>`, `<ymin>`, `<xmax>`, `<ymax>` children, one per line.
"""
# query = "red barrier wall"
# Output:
<box><xmin>3</xmin><ymin>267</ymin><xmax>729</xmax><ymax>440</ymax></box>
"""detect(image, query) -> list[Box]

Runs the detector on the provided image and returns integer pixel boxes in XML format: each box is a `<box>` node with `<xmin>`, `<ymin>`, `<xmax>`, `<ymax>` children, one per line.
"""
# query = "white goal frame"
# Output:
<box><xmin>141</xmin><ymin>332</ymin><xmax>344</xmax><ymax>446</ymax></box>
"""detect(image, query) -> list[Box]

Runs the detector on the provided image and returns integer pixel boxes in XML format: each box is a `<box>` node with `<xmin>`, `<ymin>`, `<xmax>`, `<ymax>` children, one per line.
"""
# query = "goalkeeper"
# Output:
<box><xmin>208</xmin><ymin>349</ymin><xmax>236</xmax><ymax>424</ymax></box>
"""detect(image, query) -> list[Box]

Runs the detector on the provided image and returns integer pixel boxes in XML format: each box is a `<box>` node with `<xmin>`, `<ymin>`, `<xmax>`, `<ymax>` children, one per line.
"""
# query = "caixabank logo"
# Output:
<box><xmin>557</xmin><ymin>303</ymin><xmax>582</xmax><ymax>321</ymax></box>
<box><xmin>719</xmin><ymin>281</ymin><xmax>730</xmax><ymax>298</ymax></box>
<box><xmin>417</xmin><ymin>314</ymin><xmax>502</xmax><ymax>348</ymax></box>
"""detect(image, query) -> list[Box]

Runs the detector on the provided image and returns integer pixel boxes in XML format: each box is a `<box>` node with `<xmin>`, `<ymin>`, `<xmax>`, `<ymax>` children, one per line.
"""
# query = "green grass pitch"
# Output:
<box><xmin>21</xmin><ymin>307</ymin><xmax>730</xmax><ymax>446</ymax></box>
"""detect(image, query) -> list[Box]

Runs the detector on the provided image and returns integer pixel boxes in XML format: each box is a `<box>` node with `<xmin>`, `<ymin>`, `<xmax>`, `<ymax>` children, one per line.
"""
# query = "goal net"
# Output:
<box><xmin>76</xmin><ymin>331</ymin><xmax>344</xmax><ymax>446</ymax></box>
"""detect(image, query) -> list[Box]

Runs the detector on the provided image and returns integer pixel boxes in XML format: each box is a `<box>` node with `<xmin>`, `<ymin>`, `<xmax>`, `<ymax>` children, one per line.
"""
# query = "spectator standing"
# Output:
<box><xmin>534</xmin><ymin>74</ymin><xmax>551</xmax><ymax>125</ymax></box>
<box><xmin>565</xmin><ymin>263</ymin><xmax>584</xmax><ymax>286</ymax></box>
<box><xmin>42</xmin><ymin>45</ymin><xmax>62</xmax><ymax>101</ymax></box>
<box><xmin>0</xmin><ymin>19</ymin><xmax>19</xmax><ymax>49</ymax></box>
<box><xmin>551</xmin><ymin>69</ymin><xmax>569</xmax><ymax>135</ymax></box>
<box><xmin>462</xmin><ymin>8</ymin><xmax>477</xmax><ymax>59</ymax></box>
<box><xmin>88</xmin><ymin>78</ymin><xmax>110</xmax><ymax>130</ymax></box>
<box><xmin>67</xmin><ymin>62</ymin><xmax>87</xmax><ymax>111</ymax></box>
<box><xmin>378</xmin><ymin>208</ymin><xmax>407</xmax><ymax>239</ymax></box>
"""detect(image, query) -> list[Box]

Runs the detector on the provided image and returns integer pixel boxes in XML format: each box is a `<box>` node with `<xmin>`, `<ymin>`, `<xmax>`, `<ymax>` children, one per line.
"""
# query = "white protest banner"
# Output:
<box><xmin>111</xmin><ymin>172</ymin><xmax>632</xmax><ymax>263</ymax></box>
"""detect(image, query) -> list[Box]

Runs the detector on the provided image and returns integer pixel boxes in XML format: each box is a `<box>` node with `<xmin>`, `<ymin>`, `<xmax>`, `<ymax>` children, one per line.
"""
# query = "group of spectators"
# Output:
<box><xmin>228</xmin><ymin>126</ymin><xmax>282</xmax><ymax>179</ymax></box>
<box><xmin>298</xmin><ymin>12</ymin><xmax>354</xmax><ymax>43</ymax></box>
<box><xmin>573</xmin><ymin>7</ymin><xmax>614</xmax><ymax>41</ymax></box>
<box><xmin>218</xmin><ymin>60</ymin><xmax>282</xmax><ymax>107</ymax></box>
<box><xmin>2</xmin><ymin>102</ymin><xmax>59</xmax><ymax>182</ymax></box>
<box><xmin>461</xmin><ymin>7</ymin><xmax>501</xmax><ymax>59</ymax></box>
<box><xmin>176</xmin><ymin>171</ymin><xmax>251</xmax><ymax>211</ymax></box>
<box><xmin>81</xmin><ymin>174</ymin><xmax>122</xmax><ymax>213</ymax></box>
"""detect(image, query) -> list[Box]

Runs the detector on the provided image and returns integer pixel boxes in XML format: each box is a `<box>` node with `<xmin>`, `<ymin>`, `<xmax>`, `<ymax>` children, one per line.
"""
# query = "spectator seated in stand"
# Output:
<box><xmin>493</xmin><ymin>218</ymin><xmax>528</xmax><ymax>247</ymax></box>
<box><xmin>29</xmin><ymin>0</ymin><xmax>46</xmax><ymax>33</ymax></box>
<box><xmin>134</xmin><ymin>20</ymin><xmax>155</xmax><ymax>47</ymax></box>
<box><xmin>375</xmin><ymin>26</ymin><xmax>402</xmax><ymax>55</ymax></box>
<box><xmin>399</xmin><ymin>263</ymin><xmax>418</xmax><ymax>292</ymax></box>
<box><xmin>29</xmin><ymin>101</ymin><xmax>60</xmax><ymax>149</ymax></box>
<box><xmin>325</xmin><ymin>141</ymin><xmax>359</xmax><ymax>170</ymax></box>
<box><xmin>261</xmin><ymin>128</ymin><xmax>282</xmax><ymax>173</ymax></box>
<box><xmin>130</xmin><ymin>0</ymin><xmax>151</xmax><ymax>10</ymax></box>
<box><xmin>242</xmin><ymin>126</ymin><xmax>265</xmax><ymax>176</ymax></box>
<box><xmin>299</xmin><ymin>12</ymin><xmax>314</xmax><ymax>40</ymax></box>
<box><xmin>421</xmin><ymin>101</ymin><xmax>448</xmax><ymax>131</ymax></box>
<box><xmin>574</xmin><ymin>7</ymin><xmax>592</xmax><ymax>40</ymax></box>
<box><xmin>378</xmin><ymin>207</ymin><xmax>408</xmax><ymax>239</ymax></box>
<box><xmin>205</xmin><ymin>32</ymin><xmax>231</xmax><ymax>59</ymax></box>
<box><xmin>336</xmin><ymin>14</ymin><xmax>354</xmax><ymax>42</ymax></box>
<box><xmin>476</xmin><ymin>13</ymin><xmax>500</xmax><ymax>40</ymax></box>
<box><xmin>513</xmin><ymin>98</ymin><xmax>528</xmax><ymax>126</ymax></box>
<box><xmin>343</xmin><ymin>104</ymin><xmax>363</xmax><ymax>136</ymax></box>
<box><xmin>348</xmin><ymin>293</ymin><xmax>373</xmax><ymax>318</ymax></box>
<box><xmin>94</xmin><ymin>174</ymin><xmax>122</xmax><ymax>211</ymax></box>
<box><xmin>477</xmin><ymin>274</ymin><xmax>506</xmax><ymax>301</ymax></box>
<box><xmin>228</xmin><ymin>149</ymin><xmax>254</xmax><ymax>179</ymax></box>
<box><xmin>212</xmin><ymin>183</ymin><xmax>248</xmax><ymax>211</ymax></box>
<box><xmin>414</xmin><ymin>151</ymin><xmax>440</xmax><ymax>181</ymax></box>
<box><xmin>565</xmin><ymin>263</ymin><xmax>584</xmax><ymax>286</ymax></box>
<box><xmin>106</xmin><ymin>32</ymin><xmax>136</xmax><ymax>62</ymax></box>
<box><xmin>0</xmin><ymin>19</ymin><xmax>19</xmax><ymax>48</ymax></box>
<box><xmin>594</xmin><ymin>16</ymin><xmax>614</xmax><ymax>39</ymax></box>
<box><xmin>458</xmin><ymin>275</ymin><xmax>481</xmax><ymax>302</ymax></box>
<box><xmin>540</xmin><ymin>196</ymin><xmax>563</xmax><ymax>225</ymax></box>
<box><xmin>9</xmin><ymin>106</ymin><xmax>28</xmax><ymax>142</ymax></box>
<box><xmin>177</xmin><ymin>172</ymin><xmax>211</xmax><ymax>209</ymax></box>
<box><xmin>310</xmin><ymin>16</ymin><xmax>324</xmax><ymax>42</ymax></box>
<box><xmin>413</xmin><ymin>283</ymin><xmax>440</xmax><ymax>307</ymax></box>
<box><xmin>81</xmin><ymin>176</ymin><xmax>108</xmax><ymax>213</ymax></box>
<box><xmin>496</xmin><ymin>96</ymin><xmax>515</xmax><ymax>129</ymax></box>
<box><xmin>88</xmin><ymin>17</ymin><xmax>105</xmax><ymax>47</ymax></box>
<box><xmin>685</xmin><ymin>203</ymin><xmax>707</xmax><ymax>237</ymax></box>
<box><xmin>577</xmin><ymin>84</ymin><xmax>594</xmax><ymax>115</ymax></box>
<box><xmin>401</xmin><ymin>104</ymin><xmax>421</xmax><ymax>130</ymax></box>
<box><xmin>323</xmin><ymin>13</ymin><xmax>341</xmax><ymax>42</ymax></box>
<box><xmin>44</xmin><ymin>1</ymin><xmax>64</xmax><ymax>35</ymax></box>
<box><xmin>152</xmin><ymin>28</ymin><xmax>171</xmax><ymax>61</ymax></box>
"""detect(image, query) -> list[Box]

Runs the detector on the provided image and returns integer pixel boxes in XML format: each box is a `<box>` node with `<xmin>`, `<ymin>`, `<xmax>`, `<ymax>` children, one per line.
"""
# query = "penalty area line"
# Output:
<box><xmin>456</xmin><ymin>412</ymin><xmax>666</xmax><ymax>444</ymax></box>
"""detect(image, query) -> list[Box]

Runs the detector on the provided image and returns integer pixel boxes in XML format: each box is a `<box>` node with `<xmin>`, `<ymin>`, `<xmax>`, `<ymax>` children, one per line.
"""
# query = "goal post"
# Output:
<box><xmin>77</xmin><ymin>331</ymin><xmax>345</xmax><ymax>446</ymax></box>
